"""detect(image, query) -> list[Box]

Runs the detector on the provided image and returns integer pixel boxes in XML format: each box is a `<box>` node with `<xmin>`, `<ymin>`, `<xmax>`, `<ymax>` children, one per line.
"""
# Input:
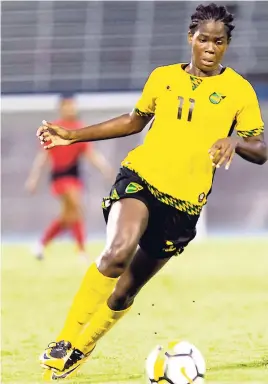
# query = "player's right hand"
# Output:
<box><xmin>209</xmin><ymin>137</ymin><xmax>239</xmax><ymax>170</ymax></box>
<box><xmin>37</xmin><ymin>120</ymin><xmax>72</xmax><ymax>149</ymax></box>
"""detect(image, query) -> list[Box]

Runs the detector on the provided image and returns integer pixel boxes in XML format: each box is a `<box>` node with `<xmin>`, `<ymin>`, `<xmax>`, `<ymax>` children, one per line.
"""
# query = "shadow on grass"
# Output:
<box><xmin>209</xmin><ymin>357</ymin><xmax>268</xmax><ymax>371</ymax></box>
<box><xmin>73</xmin><ymin>373</ymin><xmax>142</xmax><ymax>384</ymax></box>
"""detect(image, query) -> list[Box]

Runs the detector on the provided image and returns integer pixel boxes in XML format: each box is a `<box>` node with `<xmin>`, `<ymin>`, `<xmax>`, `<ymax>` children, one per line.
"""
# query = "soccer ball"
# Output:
<box><xmin>145</xmin><ymin>340</ymin><xmax>206</xmax><ymax>384</ymax></box>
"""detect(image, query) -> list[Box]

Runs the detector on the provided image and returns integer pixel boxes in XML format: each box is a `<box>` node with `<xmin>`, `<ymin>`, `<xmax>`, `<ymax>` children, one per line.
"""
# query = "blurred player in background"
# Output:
<box><xmin>37</xmin><ymin>3</ymin><xmax>267</xmax><ymax>380</ymax></box>
<box><xmin>25</xmin><ymin>96</ymin><xmax>114</xmax><ymax>260</ymax></box>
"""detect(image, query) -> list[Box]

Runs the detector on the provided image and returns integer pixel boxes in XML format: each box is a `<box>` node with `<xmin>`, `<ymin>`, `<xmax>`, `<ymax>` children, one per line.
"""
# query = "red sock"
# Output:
<box><xmin>41</xmin><ymin>219</ymin><xmax>64</xmax><ymax>246</ymax></box>
<box><xmin>71</xmin><ymin>220</ymin><xmax>85</xmax><ymax>251</ymax></box>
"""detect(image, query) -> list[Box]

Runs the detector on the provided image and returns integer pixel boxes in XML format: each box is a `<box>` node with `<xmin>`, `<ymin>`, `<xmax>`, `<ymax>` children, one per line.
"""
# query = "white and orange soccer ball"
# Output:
<box><xmin>145</xmin><ymin>340</ymin><xmax>206</xmax><ymax>384</ymax></box>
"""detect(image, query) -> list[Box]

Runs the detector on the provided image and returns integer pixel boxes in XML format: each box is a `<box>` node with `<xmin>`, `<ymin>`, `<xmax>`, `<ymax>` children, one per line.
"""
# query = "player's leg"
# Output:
<box><xmin>42</xmin><ymin>189</ymin><xmax>199</xmax><ymax>379</ymax></box>
<box><xmin>43</xmin><ymin>246</ymin><xmax>170</xmax><ymax>381</ymax></box>
<box><xmin>62</xmin><ymin>184</ymin><xmax>87</xmax><ymax>257</ymax></box>
<box><xmin>39</xmin><ymin>187</ymin><xmax>78</xmax><ymax>250</ymax></box>
<box><xmin>40</xmin><ymin>198</ymin><xmax>149</xmax><ymax>372</ymax></box>
<box><xmin>33</xmin><ymin>182</ymin><xmax>67</xmax><ymax>259</ymax></box>
<box><xmin>57</xmin><ymin>198</ymin><xmax>149</xmax><ymax>341</ymax></box>
<box><xmin>108</xmin><ymin>247</ymin><xmax>170</xmax><ymax>309</ymax></box>
<box><xmin>72</xmin><ymin>202</ymin><xmax>199</xmax><ymax>356</ymax></box>
<box><xmin>74</xmin><ymin>247</ymin><xmax>171</xmax><ymax>354</ymax></box>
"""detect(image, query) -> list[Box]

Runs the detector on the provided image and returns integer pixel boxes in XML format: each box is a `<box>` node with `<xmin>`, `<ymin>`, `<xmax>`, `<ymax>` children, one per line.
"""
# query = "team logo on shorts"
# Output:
<box><xmin>209</xmin><ymin>92</ymin><xmax>226</xmax><ymax>104</ymax></box>
<box><xmin>125</xmin><ymin>182</ymin><xmax>143</xmax><ymax>194</ymax></box>
<box><xmin>163</xmin><ymin>240</ymin><xmax>176</xmax><ymax>252</ymax></box>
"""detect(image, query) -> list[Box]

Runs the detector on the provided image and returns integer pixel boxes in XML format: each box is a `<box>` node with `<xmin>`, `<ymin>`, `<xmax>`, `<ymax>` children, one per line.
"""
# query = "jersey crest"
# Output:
<box><xmin>209</xmin><ymin>92</ymin><xmax>226</xmax><ymax>104</ymax></box>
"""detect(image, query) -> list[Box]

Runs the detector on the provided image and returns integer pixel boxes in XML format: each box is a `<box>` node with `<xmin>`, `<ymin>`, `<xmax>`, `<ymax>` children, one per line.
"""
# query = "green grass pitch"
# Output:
<box><xmin>2</xmin><ymin>238</ymin><xmax>268</xmax><ymax>383</ymax></box>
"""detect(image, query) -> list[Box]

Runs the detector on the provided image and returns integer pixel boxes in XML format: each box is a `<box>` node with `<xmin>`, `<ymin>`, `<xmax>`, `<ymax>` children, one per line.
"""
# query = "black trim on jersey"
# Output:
<box><xmin>228</xmin><ymin>119</ymin><xmax>237</xmax><ymax>137</ymax></box>
<box><xmin>135</xmin><ymin>108</ymin><xmax>154</xmax><ymax>118</ymax></box>
<box><xmin>51</xmin><ymin>163</ymin><xmax>80</xmax><ymax>181</ymax></box>
<box><xmin>206</xmin><ymin>118</ymin><xmax>236</xmax><ymax>199</ymax></box>
<box><xmin>148</xmin><ymin>118</ymin><xmax>155</xmax><ymax>131</ymax></box>
<box><xmin>182</xmin><ymin>63</ymin><xmax>226</xmax><ymax>75</ymax></box>
<box><xmin>206</xmin><ymin>168</ymin><xmax>216</xmax><ymax>200</ymax></box>
<box><xmin>237</xmin><ymin>127</ymin><xmax>264</xmax><ymax>138</ymax></box>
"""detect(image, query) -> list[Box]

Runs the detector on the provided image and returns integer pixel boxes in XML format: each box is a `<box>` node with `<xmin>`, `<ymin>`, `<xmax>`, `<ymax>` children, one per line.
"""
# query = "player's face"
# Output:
<box><xmin>60</xmin><ymin>99</ymin><xmax>78</xmax><ymax>120</ymax></box>
<box><xmin>188</xmin><ymin>20</ymin><xmax>229</xmax><ymax>72</ymax></box>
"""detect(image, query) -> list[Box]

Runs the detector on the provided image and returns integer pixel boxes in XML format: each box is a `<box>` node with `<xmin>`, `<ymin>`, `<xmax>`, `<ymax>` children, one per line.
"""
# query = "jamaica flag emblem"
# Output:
<box><xmin>125</xmin><ymin>182</ymin><xmax>143</xmax><ymax>194</ymax></box>
<box><xmin>209</xmin><ymin>92</ymin><xmax>226</xmax><ymax>104</ymax></box>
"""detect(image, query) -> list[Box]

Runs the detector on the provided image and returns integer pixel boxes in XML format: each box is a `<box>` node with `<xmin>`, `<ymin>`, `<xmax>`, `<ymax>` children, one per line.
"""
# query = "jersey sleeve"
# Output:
<box><xmin>134</xmin><ymin>68</ymin><xmax>160</xmax><ymax>118</ymax></box>
<box><xmin>235</xmin><ymin>82</ymin><xmax>264</xmax><ymax>138</ymax></box>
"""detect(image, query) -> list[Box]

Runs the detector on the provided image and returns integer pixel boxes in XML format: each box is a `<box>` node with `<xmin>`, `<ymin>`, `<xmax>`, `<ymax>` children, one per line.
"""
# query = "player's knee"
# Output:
<box><xmin>64</xmin><ymin>194</ymin><xmax>81</xmax><ymax>215</ymax></box>
<box><xmin>61</xmin><ymin>213</ymin><xmax>73</xmax><ymax>226</ymax></box>
<box><xmin>67</xmin><ymin>201</ymin><xmax>82</xmax><ymax>217</ymax></box>
<box><xmin>60</xmin><ymin>213</ymin><xmax>70</xmax><ymax>226</ymax></box>
<box><xmin>70</xmin><ymin>201</ymin><xmax>82</xmax><ymax>215</ymax></box>
<box><xmin>97</xmin><ymin>241</ymin><xmax>136</xmax><ymax>278</ymax></box>
<box><xmin>61</xmin><ymin>207</ymin><xmax>81</xmax><ymax>225</ymax></box>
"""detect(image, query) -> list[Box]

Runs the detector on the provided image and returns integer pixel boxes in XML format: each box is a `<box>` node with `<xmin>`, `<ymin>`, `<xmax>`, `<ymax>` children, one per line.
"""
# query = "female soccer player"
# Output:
<box><xmin>37</xmin><ymin>4</ymin><xmax>266</xmax><ymax>380</ymax></box>
<box><xmin>26</xmin><ymin>96</ymin><xmax>114</xmax><ymax>260</ymax></box>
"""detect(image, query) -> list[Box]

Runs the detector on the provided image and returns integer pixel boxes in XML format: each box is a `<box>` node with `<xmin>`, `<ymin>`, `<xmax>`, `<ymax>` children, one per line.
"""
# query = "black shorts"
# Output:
<box><xmin>102</xmin><ymin>167</ymin><xmax>199</xmax><ymax>259</ymax></box>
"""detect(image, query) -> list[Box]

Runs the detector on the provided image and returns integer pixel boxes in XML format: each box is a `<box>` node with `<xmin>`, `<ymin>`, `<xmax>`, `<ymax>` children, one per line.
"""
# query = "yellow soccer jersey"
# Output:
<box><xmin>122</xmin><ymin>64</ymin><xmax>264</xmax><ymax>215</ymax></box>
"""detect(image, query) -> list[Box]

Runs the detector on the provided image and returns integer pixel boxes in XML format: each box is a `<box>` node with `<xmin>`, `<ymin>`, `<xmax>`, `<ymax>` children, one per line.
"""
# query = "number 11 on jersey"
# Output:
<box><xmin>177</xmin><ymin>96</ymin><xmax>195</xmax><ymax>122</ymax></box>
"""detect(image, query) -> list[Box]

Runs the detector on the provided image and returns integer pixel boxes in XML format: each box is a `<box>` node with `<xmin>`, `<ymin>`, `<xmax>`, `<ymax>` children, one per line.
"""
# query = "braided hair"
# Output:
<box><xmin>189</xmin><ymin>3</ymin><xmax>235</xmax><ymax>40</ymax></box>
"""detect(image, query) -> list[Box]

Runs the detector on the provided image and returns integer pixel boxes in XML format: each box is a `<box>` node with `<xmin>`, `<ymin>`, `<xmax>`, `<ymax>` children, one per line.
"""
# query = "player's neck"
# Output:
<box><xmin>185</xmin><ymin>62</ymin><xmax>223</xmax><ymax>77</ymax></box>
<box><xmin>61</xmin><ymin>117</ymin><xmax>77</xmax><ymax>123</ymax></box>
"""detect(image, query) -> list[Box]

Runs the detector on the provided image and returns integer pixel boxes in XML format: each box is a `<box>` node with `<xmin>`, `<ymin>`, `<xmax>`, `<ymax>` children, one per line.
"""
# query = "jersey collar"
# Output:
<box><xmin>179</xmin><ymin>63</ymin><xmax>228</xmax><ymax>80</ymax></box>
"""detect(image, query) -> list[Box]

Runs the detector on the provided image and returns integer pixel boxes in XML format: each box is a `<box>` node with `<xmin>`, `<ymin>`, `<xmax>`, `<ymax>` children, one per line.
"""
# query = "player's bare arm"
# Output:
<box><xmin>37</xmin><ymin>112</ymin><xmax>151</xmax><ymax>149</ymax></box>
<box><xmin>235</xmin><ymin>133</ymin><xmax>267</xmax><ymax>164</ymax></box>
<box><xmin>84</xmin><ymin>148</ymin><xmax>115</xmax><ymax>182</ymax></box>
<box><xmin>209</xmin><ymin>133</ymin><xmax>267</xmax><ymax>170</ymax></box>
<box><xmin>25</xmin><ymin>150</ymin><xmax>49</xmax><ymax>193</ymax></box>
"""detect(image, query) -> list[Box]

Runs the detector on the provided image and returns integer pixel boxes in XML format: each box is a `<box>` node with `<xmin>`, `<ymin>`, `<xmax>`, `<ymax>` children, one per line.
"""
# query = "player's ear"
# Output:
<box><xmin>188</xmin><ymin>31</ymin><xmax>193</xmax><ymax>45</ymax></box>
<box><xmin>227</xmin><ymin>37</ymin><xmax>232</xmax><ymax>45</ymax></box>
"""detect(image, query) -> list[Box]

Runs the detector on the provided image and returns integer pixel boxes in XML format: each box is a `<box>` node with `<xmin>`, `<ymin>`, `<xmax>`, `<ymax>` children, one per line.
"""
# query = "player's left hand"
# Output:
<box><xmin>209</xmin><ymin>137</ymin><xmax>240</xmax><ymax>170</ymax></box>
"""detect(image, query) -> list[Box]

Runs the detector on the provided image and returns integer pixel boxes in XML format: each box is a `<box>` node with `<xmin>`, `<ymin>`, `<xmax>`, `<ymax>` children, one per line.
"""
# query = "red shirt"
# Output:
<box><xmin>48</xmin><ymin>119</ymin><xmax>91</xmax><ymax>172</ymax></box>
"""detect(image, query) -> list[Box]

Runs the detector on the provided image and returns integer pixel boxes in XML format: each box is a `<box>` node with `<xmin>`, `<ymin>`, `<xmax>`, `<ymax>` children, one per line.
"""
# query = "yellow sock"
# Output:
<box><xmin>75</xmin><ymin>301</ymin><xmax>131</xmax><ymax>353</ymax></box>
<box><xmin>57</xmin><ymin>263</ymin><xmax>118</xmax><ymax>344</ymax></box>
